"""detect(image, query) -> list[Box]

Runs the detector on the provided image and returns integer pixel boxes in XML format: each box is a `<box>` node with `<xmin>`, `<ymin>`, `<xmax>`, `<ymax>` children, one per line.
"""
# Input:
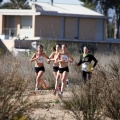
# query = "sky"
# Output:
<box><xmin>3</xmin><ymin>0</ymin><xmax>82</xmax><ymax>4</ymax></box>
<box><xmin>35</xmin><ymin>0</ymin><xmax>81</xmax><ymax>4</ymax></box>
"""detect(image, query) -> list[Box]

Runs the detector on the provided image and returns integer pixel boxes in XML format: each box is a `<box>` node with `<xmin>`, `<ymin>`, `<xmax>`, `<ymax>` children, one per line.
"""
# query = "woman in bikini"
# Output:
<box><xmin>53</xmin><ymin>44</ymin><xmax>74</xmax><ymax>97</ymax></box>
<box><xmin>49</xmin><ymin>44</ymin><xmax>61</xmax><ymax>78</ymax></box>
<box><xmin>48</xmin><ymin>44</ymin><xmax>61</xmax><ymax>90</ymax></box>
<box><xmin>30</xmin><ymin>44</ymin><xmax>49</xmax><ymax>92</ymax></box>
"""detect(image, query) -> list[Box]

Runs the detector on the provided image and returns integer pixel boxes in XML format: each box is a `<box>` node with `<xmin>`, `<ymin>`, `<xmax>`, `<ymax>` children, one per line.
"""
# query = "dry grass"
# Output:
<box><xmin>0</xmin><ymin>45</ymin><xmax>120</xmax><ymax>120</ymax></box>
<box><xmin>0</xmin><ymin>53</ymin><xmax>53</xmax><ymax>119</ymax></box>
<box><xmin>63</xmin><ymin>52</ymin><xmax>120</xmax><ymax>120</ymax></box>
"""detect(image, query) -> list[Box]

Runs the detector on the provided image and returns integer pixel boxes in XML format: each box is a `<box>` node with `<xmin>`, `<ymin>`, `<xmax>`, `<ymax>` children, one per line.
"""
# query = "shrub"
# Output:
<box><xmin>63</xmin><ymin>52</ymin><xmax>120</xmax><ymax>120</ymax></box>
<box><xmin>0</xmin><ymin>53</ymin><xmax>48</xmax><ymax>119</ymax></box>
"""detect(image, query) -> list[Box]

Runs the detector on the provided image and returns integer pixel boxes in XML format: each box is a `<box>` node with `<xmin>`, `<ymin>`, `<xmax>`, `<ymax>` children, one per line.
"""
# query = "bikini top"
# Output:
<box><xmin>36</xmin><ymin>52</ymin><xmax>44</xmax><ymax>63</ymax></box>
<box><xmin>37</xmin><ymin>56</ymin><xmax>44</xmax><ymax>63</ymax></box>
<box><xmin>61</xmin><ymin>54</ymin><xmax>69</xmax><ymax>61</ymax></box>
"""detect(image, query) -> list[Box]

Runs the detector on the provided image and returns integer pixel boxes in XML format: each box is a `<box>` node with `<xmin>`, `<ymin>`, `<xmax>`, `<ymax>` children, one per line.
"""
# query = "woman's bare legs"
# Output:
<box><xmin>53</xmin><ymin>72</ymin><xmax>63</xmax><ymax>95</ymax></box>
<box><xmin>53</xmin><ymin>71</ymin><xmax>62</xmax><ymax>89</ymax></box>
<box><xmin>53</xmin><ymin>72</ymin><xmax>57</xmax><ymax>78</ymax></box>
<box><xmin>35</xmin><ymin>71</ymin><xmax>44</xmax><ymax>90</ymax></box>
<box><xmin>60</xmin><ymin>71</ymin><xmax>68</xmax><ymax>94</ymax></box>
<box><xmin>54</xmin><ymin>72</ymin><xmax>60</xmax><ymax>90</ymax></box>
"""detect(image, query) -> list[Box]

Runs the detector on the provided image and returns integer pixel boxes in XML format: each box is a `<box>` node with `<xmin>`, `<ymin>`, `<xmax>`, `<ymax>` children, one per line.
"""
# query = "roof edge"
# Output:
<box><xmin>39</xmin><ymin>11</ymin><xmax>107</xmax><ymax>19</ymax></box>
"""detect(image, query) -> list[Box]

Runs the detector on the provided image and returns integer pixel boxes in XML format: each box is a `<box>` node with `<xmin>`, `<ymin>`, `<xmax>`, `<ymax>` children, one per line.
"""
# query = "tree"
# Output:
<box><xmin>1</xmin><ymin>2</ymin><xmax>11</xmax><ymax>9</ymax></box>
<box><xmin>1</xmin><ymin>0</ymin><xmax>31</xmax><ymax>9</ymax></box>
<box><xmin>0</xmin><ymin>0</ymin><xmax>3</xmax><ymax>9</ymax></box>
<box><xmin>80</xmin><ymin>0</ymin><xmax>98</xmax><ymax>10</ymax></box>
<box><xmin>113</xmin><ymin>2</ymin><xmax>120</xmax><ymax>38</ymax></box>
<box><xmin>10</xmin><ymin>0</ymin><xmax>30</xmax><ymax>9</ymax></box>
<box><xmin>0</xmin><ymin>0</ymin><xmax>3</xmax><ymax>5</ymax></box>
<box><xmin>79</xmin><ymin>0</ymin><xmax>120</xmax><ymax>38</ymax></box>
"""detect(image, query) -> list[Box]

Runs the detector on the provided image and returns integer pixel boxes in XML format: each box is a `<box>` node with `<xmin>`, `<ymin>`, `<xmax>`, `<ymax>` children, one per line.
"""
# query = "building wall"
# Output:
<box><xmin>35</xmin><ymin>16</ymin><xmax>102</xmax><ymax>41</ymax></box>
<box><xmin>3</xmin><ymin>16</ymin><xmax>8</xmax><ymax>28</ymax></box>
<box><xmin>0</xmin><ymin>16</ymin><xmax>9</xmax><ymax>37</ymax></box>
<box><xmin>79</xmin><ymin>18</ymin><xmax>96</xmax><ymax>40</ymax></box>
<box><xmin>104</xmin><ymin>20</ymin><xmax>106</xmax><ymax>40</ymax></box>
<box><xmin>64</xmin><ymin>17</ymin><xmax>74</xmax><ymax>39</ymax></box>
<box><xmin>0</xmin><ymin>15</ymin><xmax>3</xmax><ymax>35</ymax></box>
<box><xmin>35</xmin><ymin>16</ymin><xmax>61</xmax><ymax>38</ymax></box>
<box><xmin>1</xmin><ymin>14</ymin><xmax>105</xmax><ymax>41</ymax></box>
<box><xmin>3</xmin><ymin>16</ymin><xmax>18</xmax><ymax>37</ymax></box>
<box><xmin>14</xmin><ymin>16</ymin><xmax>20</xmax><ymax>36</ymax></box>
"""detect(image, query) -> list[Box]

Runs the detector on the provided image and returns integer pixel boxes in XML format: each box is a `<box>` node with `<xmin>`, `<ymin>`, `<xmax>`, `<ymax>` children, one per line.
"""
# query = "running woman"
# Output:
<box><xmin>53</xmin><ymin>44</ymin><xmax>74</xmax><ymax>98</ymax></box>
<box><xmin>30</xmin><ymin>44</ymin><xmax>49</xmax><ymax>93</ymax></box>
<box><xmin>75</xmin><ymin>46</ymin><xmax>98</xmax><ymax>83</ymax></box>
<box><xmin>48</xmin><ymin>44</ymin><xmax>61</xmax><ymax>78</ymax></box>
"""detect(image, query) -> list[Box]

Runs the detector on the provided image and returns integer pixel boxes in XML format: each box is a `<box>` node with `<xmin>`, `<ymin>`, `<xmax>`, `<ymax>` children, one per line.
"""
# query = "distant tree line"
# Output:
<box><xmin>80</xmin><ymin>0</ymin><xmax>120</xmax><ymax>38</ymax></box>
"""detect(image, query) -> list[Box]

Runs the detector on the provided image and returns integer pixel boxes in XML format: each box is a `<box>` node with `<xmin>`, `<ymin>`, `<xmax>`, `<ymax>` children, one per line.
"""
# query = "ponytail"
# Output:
<box><xmin>51</xmin><ymin>46</ymin><xmax>56</xmax><ymax>52</ymax></box>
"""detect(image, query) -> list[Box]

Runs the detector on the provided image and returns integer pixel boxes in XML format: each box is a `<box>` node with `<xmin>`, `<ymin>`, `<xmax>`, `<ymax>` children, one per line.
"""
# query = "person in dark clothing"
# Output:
<box><xmin>76</xmin><ymin>46</ymin><xmax>98</xmax><ymax>82</ymax></box>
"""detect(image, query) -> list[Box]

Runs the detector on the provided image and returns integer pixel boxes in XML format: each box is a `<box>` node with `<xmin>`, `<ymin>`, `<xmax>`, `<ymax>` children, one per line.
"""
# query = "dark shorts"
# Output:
<box><xmin>59</xmin><ymin>66</ymin><xmax>69</xmax><ymax>74</ymax></box>
<box><xmin>34</xmin><ymin>66</ymin><xmax>45</xmax><ymax>73</ymax></box>
<box><xmin>53</xmin><ymin>66</ymin><xmax>59</xmax><ymax>72</ymax></box>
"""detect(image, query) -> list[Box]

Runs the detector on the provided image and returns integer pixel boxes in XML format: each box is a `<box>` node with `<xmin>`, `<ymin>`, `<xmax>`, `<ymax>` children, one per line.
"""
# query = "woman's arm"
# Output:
<box><xmin>92</xmin><ymin>55</ymin><xmax>98</xmax><ymax>68</ymax></box>
<box><xmin>77</xmin><ymin>54</ymin><xmax>82</xmax><ymax>66</ymax></box>
<box><xmin>43</xmin><ymin>53</ymin><xmax>49</xmax><ymax>59</ymax></box>
<box><xmin>43</xmin><ymin>53</ymin><xmax>51</xmax><ymax>64</ymax></box>
<box><xmin>30</xmin><ymin>53</ymin><xmax>37</xmax><ymax>62</ymax></box>
<box><xmin>68</xmin><ymin>53</ymin><xmax>74</xmax><ymax>63</ymax></box>
<box><xmin>49</xmin><ymin>52</ymin><xmax>55</xmax><ymax>61</ymax></box>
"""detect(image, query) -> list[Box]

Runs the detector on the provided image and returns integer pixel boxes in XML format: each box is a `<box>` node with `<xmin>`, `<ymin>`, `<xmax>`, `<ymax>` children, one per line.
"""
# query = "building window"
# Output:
<box><xmin>20</xmin><ymin>16</ymin><xmax>32</xmax><ymax>29</ymax></box>
<box><xmin>20</xmin><ymin>26</ymin><xmax>32</xmax><ymax>29</ymax></box>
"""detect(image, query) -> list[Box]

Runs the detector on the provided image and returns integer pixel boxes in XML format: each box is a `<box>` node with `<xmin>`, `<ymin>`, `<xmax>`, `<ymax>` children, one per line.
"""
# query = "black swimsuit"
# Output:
<box><xmin>53</xmin><ymin>66</ymin><xmax>59</xmax><ymax>72</ymax></box>
<box><xmin>59</xmin><ymin>66</ymin><xmax>69</xmax><ymax>73</ymax></box>
<box><xmin>34</xmin><ymin>66</ymin><xmax>45</xmax><ymax>73</ymax></box>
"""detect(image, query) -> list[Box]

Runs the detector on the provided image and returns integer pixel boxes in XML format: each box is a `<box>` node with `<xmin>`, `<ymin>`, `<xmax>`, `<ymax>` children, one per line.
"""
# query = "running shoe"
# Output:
<box><xmin>58</xmin><ymin>92</ymin><xmax>63</xmax><ymax>99</ymax></box>
<box><xmin>33</xmin><ymin>91</ymin><xmax>37</xmax><ymax>96</ymax></box>
<box><xmin>34</xmin><ymin>88</ymin><xmax>38</xmax><ymax>96</ymax></box>
<box><xmin>66</xmin><ymin>79</ymin><xmax>69</xmax><ymax>87</ymax></box>
<box><xmin>53</xmin><ymin>89</ymin><xmax>57</xmax><ymax>96</ymax></box>
<box><xmin>35</xmin><ymin>87</ymin><xmax>38</xmax><ymax>91</ymax></box>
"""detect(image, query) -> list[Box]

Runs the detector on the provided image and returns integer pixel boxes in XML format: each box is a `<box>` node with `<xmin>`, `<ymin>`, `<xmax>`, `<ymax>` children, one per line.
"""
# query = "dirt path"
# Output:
<box><xmin>24</xmin><ymin>88</ymin><xmax>112</xmax><ymax>120</ymax></box>
<box><xmin>28</xmin><ymin>90</ymin><xmax>76</xmax><ymax>120</ymax></box>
